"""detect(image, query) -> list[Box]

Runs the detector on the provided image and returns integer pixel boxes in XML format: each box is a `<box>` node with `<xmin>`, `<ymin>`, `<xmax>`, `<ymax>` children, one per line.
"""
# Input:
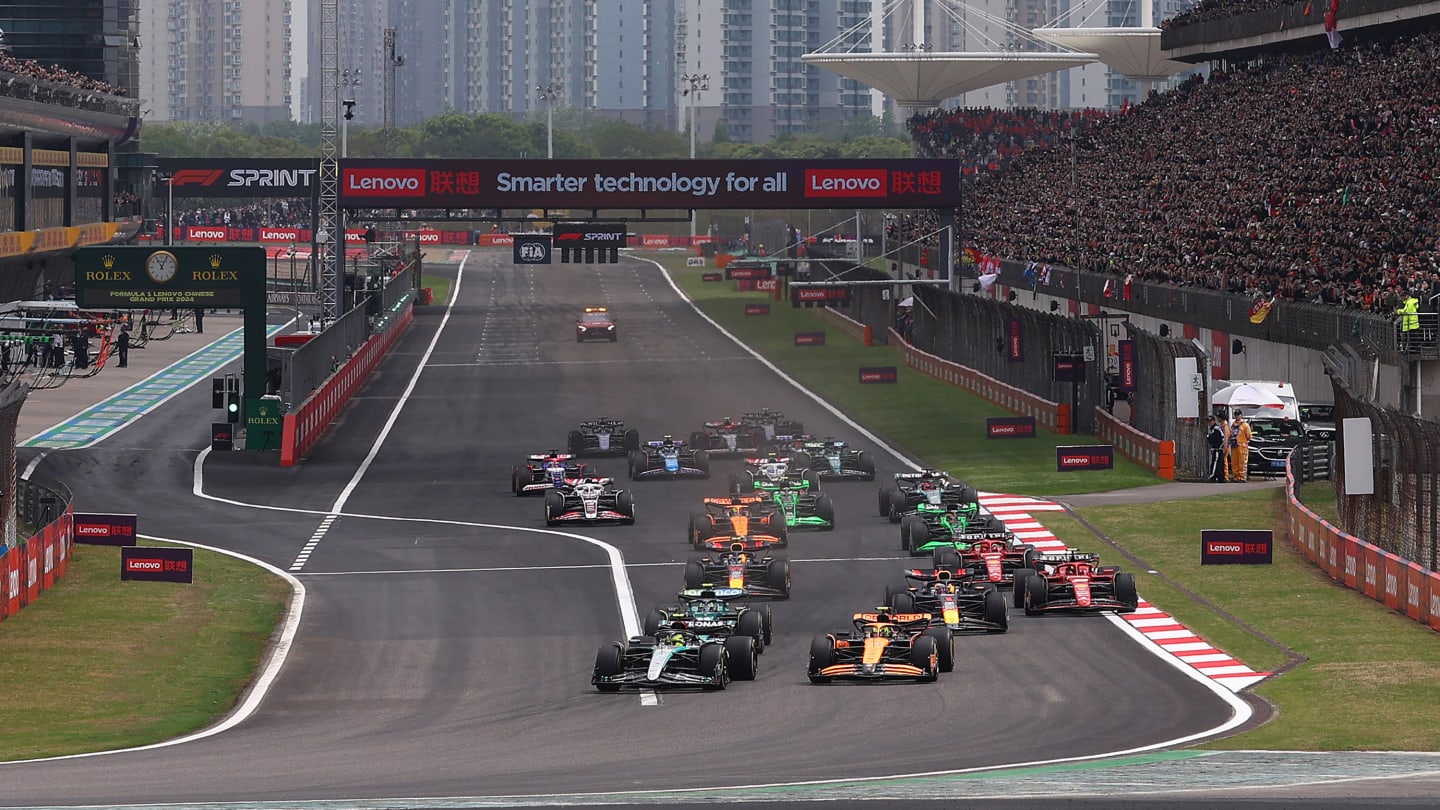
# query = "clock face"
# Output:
<box><xmin>146</xmin><ymin>251</ymin><xmax>178</xmax><ymax>283</ymax></box>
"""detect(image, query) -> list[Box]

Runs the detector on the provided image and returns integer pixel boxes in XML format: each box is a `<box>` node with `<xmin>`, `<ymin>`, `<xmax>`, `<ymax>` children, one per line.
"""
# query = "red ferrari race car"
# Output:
<box><xmin>688</xmin><ymin>495</ymin><xmax>787</xmax><ymax>549</ymax></box>
<box><xmin>576</xmin><ymin>307</ymin><xmax>617</xmax><ymax>342</ymax></box>
<box><xmin>511</xmin><ymin>451</ymin><xmax>590</xmax><ymax>496</ymax></box>
<box><xmin>930</xmin><ymin>536</ymin><xmax>1039</xmax><ymax>588</ymax></box>
<box><xmin>1015</xmin><ymin>551</ymin><xmax>1139</xmax><ymax>615</ymax></box>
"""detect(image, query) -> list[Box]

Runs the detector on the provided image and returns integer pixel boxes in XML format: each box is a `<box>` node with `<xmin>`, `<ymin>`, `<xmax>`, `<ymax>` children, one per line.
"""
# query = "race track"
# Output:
<box><xmin>5</xmin><ymin>252</ymin><xmax>1238</xmax><ymax>806</ymax></box>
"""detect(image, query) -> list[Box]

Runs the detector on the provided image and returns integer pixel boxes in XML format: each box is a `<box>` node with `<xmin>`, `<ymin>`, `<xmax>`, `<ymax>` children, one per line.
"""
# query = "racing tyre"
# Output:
<box><xmin>889</xmin><ymin>489</ymin><xmax>908</xmax><ymax>523</ymax></box>
<box><xmin>688</xmin><ymin>431</ymin><xmax>710</xmax><ymax>452</ymax></box>
<box><xmin>815</xmin><ymin>494</ymin><xmax>836</xmax><ymax>531</ymax></box>
<box><xmin>616</xmin><ymin>490</ymin><xmax>636</xmax><ymax>525</ymax></box>
<box><xmin>933</xmin><ymin>548</ymin><xmax>962</xmax><ymax>572</ymax></box>
<box><xmin>901</xmin><ymin>515</ymin><xmax>928</xmax><ymax>555</ymax></box>
<box><xmin>643</xmin><ymin>609</ymin><xmax>666</xmax><ymax>637</ymax></box>
<box><xmin>802</xmin><ymin>469</ymin><xmax>822</xmax><ymax>491</ymax></box>
<box><xmin>891</xmin><ymin>591</ymin><xmax>916</xmax><ymax>613</ymax></box>
<box><xmin>760</xmin><ymin>604</ymin><xmax>774</xmax><ymax>645</ymax></box>
<box><xmin>543</xmin><ymin>489</ymin><xmax>564</xmax><ymax>526</ymax></box>
<box><xmin>698</xmin><ymin>643</ymin><xmax>728</xmax><ymax>691</ymax></box>
<box><xmin>983</xmin><ymin>589</ymin><xmax>1009</xmax><ymax>633</ymax></box>
<box><xmin>684</xmin><ymin>559</ymin><xmax>707</xmax><ymax>589</ymax></box>
<box><xmin>688</xmin><ymin>513</ymin><xmax>708</xmax><ymax>548</ymax></box>
<box><xmin>567</xmin><ymin>430</ymin><xmax>585</xmax><ymax>456</ymax></box>
<box><xmin>627</xmin><ymin>450</ymin><xmax>647</xmax><ymax>480</ymax></box>
<box><xmin>736</xmin><ymin>610</ymin><xmax>766</xmax><ymax>653</ymax></box>
<box><xmin>1114</xmin><ymin>572</ymin><xmax>1139</xmax><ymax>613</ymax></box>
<box><xmin>807</xmin><ymin>636</ymin><xmax>836</xmax><ymax>683</ymax></box>
<box><xmin>729</xmin><ymin>471</ymin><xmax>754</xmax><ymax>494</ymax></box>
<box><xmin>1024</xmin><ymin>573</ymin><xmax>1048</xmax><ymax>616</ymax></box>
<box><xmin>925</xmin><ymin>627</ymin><xmax>955</xmax><ymax>672</ymax></box>
<box><xmin>768</xmin><ymin>558</ymin><xmax>792</xmax><ymax>599</ymax></box>
<box><xmin>878</xmin><ymin>487</ymin><xmax>895</xmax><ymax>518</ymax></box>
<box><xmin>856</xmin><ymin>452</ymin><xmax>876</xmax><ymax>481</ymax></box>
<box><xmin>1012</xmin><ymin>569</ymin><xmax>1036</xmax><ymax>608</ymax></box>
<box><xmin>694</xmin><ymin>450</ymin><xmax>711</xmax><ymax>477</ymax></box>
<box><xmin>910</xmin><ymin>635</ymin><xmax>940</xmax><ymax>682</ymax></box>
<box><xmin>882</xmin><ymin>584</ymin><xmax>896</xmax><ymax>607</ymax></box>
<box><xmin>593</xmin><ymin>643</ymin><xmax>625</xmax><ymax>692</ymax></box>
<box><xmin>1021</xmin><ymin>546</ymin><xmax>1039</xmax><ymax>571</ymax></box>
<box><xmin>623</xmin><ymin>429</ymin><xmax>641</xmax><ymax>451</ymax></box>
<box><xmin>511</xmin><ymin>466</ymin><xmax>525</xmax><ymax>496</ymax></box>
<box><xmin>724</xmin><ymin>635</ymin><xmax>758</xmax><ymax>680</ymax></box>
<box><xmin>791</xmin><ymin>452</ymin><xmax>813</xmax><ymax>473</ymax></box>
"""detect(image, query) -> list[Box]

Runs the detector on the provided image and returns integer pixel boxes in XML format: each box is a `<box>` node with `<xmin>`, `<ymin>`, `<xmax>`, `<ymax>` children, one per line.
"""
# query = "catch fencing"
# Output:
<box><xmin>1124</xmin><ymin>322</ymin><xmax>1210</xmax><ymax>481</ymax></box>
<box><xmin>1325</xmin><ymin>345</ymin><xmax>1440</xmax><ymax>571</ymax></box>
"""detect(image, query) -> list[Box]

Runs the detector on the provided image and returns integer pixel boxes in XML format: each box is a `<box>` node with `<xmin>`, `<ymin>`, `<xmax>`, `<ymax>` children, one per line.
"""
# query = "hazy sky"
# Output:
<box><xmin>291</xmin><ymin>0</ymin><xmax>307</xmax><ymax>121</ymax></box>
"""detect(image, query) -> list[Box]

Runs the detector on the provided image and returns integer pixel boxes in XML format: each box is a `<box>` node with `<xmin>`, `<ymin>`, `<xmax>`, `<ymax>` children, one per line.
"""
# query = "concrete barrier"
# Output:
<box><xmin>1095</xmin><ymin>407</ymin><xmax>1175</xmax><ymax>479</ymax></box>
<box><xmin>814</xmin><ymin>306</ymin><xmax>871</xmax><ymax>346</ymax></box>
<box><xmin>886</xmin><ymin>327</ymin><xmax>1064</xmax><ymax>433</ymax></box>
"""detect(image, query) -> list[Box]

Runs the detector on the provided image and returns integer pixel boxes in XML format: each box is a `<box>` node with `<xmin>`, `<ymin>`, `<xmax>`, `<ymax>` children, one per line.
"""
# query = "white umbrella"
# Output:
<box><xmin>898</xmin><ymin>296</ymin><xmax>914</xmax><ymax>307</ymax></box>
<box><xmin>1213</xmin><ymin>383</ymin><xmax>1285</xmax><ymax>409</ymax></box>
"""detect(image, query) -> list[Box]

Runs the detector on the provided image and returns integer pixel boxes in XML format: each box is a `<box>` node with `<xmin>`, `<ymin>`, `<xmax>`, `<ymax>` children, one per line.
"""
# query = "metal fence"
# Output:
<box><xmin>1</xmin><ymin>380</ymin><xmax>23</xmax><ymax>547</ymax></box>
<box><xmin>1326</xmin><ymin>346</ymin><xmax>1440</xmax><ymax>570</ymax></box>
<box><xmin>1124</xmin><ymin>322</ymin><xmax>1211</xmax><ymax>480</ymax></box>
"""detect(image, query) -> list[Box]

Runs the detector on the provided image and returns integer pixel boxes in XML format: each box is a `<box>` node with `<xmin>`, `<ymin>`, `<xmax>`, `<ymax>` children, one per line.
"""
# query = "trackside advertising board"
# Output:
<box><xmin>73</xmin><ymin>512</ymin><xmax>138</xmax><ymax>546</ymax></box>
<box><xmin>338</xmin><ymin>159</ymin><xmax>962</xmax><ymax>209</ymax></box>
<box><xmin>1056</xmin><ymin>445</ymin><xmax>1114</xmax><ymax>471</ymax></box>
<box><xmin>156</xmin><ymin>158</ymin><xmax>319</xmax><ymax>198</ymax></box>
<box><xmin>987</xmin><ymin>417</ymin><xmax>1036</xmax><ymax>439</ymax></box>
<box><xmin>121</xmin><ymin>546</ymin><xmax>194</xmax><ymax>583</ymax></box>
<box><xmin>1201</xmin><ymin>529</ymin><xmax>1273</xmax><ymax>565</ymax></box>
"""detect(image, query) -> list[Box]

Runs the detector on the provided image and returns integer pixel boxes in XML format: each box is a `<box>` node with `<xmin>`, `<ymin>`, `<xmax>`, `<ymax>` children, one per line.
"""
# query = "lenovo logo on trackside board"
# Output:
<box><xmin>804</xmin><ymin>169</ymin><xmax>887</xmax><ymax>198</ymax></box>
<box><xmin>344</xmin><ymin>168</ymin><xmax>426</xmax><ymax>197</ymax></box>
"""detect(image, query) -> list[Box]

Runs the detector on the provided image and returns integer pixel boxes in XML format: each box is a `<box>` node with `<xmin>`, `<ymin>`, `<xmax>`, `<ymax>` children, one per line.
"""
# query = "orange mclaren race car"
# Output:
<box><xmin>687</xmin><ymin>495</ymin><xmax>786</xmax><ymax>549</ymax></box>
<box><xmin>807</xmin><ymin>608</ymin><xmax>942</xmax><ymax>683</ymax></box>
<box><xmin>684</xmin><ymin>540</ymin><xmax>791</xmax><ymax>598</ymax></box>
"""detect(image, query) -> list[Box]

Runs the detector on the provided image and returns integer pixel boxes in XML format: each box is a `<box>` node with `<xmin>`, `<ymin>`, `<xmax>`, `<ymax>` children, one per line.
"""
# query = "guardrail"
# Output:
<box><xmin>814</xmin><ymin>305</ymin><xmax>872</xmax><ymax>346</ymax></box>
<box><xmin>1286</xmin><ymin>460</ymin><xmax>1440</xmax><ymax>633</ymax></box>
<box><xmin>886</xmin><ymin>327</ymin><xmax>1068</xmax><ymax>434</ymax></box>
<box><xmin>1</xmin><ymin>482</ymin><xmax>74</xmax><ymax>624</ymax></box>
<box><xmin>1095</xmin><ymin>408</ymin><xmax>1175</xmax><ymax>479</ymax></box>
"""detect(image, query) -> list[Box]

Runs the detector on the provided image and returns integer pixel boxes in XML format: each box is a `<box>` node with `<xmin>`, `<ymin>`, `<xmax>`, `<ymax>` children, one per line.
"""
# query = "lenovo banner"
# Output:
<box><xmin>858</xmin><ymin>366</ymin><xmax>898</xmax><ymax>384</ymax></box>
<box><xmin>726</xmin><ymin>265</ymin><xmax>772</xmax><ymax>281</ymax></box>
<box><xmin>745</xmin><ymin>303</ymin><xmax>771</xmax><ymax>316</ymax></box>
<box><xmin>553</xmin><ymin>222</ymin><xmax>626</xmax><ymax>263</ymax></box>
<box><xmin>701</xmin><ymin>272</ymin><xmax>723</xmax><ymax>282</ymax></box>
<box><xmin>156</xmin><ymin>158</ymin><xmax>320</xmax><ymax>198</ymax></box>
<box><xmin>987</xmin><ymin>416</ymin><xmax>1037</xmax><ymax>439</ymax></box>
<box><xmin>1008</xmin><ymin>318</ymin><xmax>1025</xmax><ymax>362</ymax></box>
<box><xmin>1056</xmin><ymin>445</ymin><xmax>1114</xmax><ymax>471</ymax></box>
<box><xmin>1053</xmin><ymin>353</ymin><xmax>1086</xmax><ymax>383</ymax></box>
<box><xmin>72</xmin><ymin>512</ymin><xmax>138</xmax><ymax>547</ymax></box>
<box><xmin>794</xmin><ymin>331</ymin><xmax>827</xmax><ymax>346</ymax></box>
<box><xmin>1118</xmin><ymin>340</ymin><xmax>1137</xmax><ymax>392</ymax></box>
<box><xmin>790</xmin><ymin>286</ymin><xmax>851</xmax><ymax>307</ymax></box>
<box><xmin>121</xmin><ymin>546</ymin><xmax>194</xmax><ymax>583</ymax></box>
<box><xmin>338</xmin><ymin>158</ymin><xmax>962</xmax><ymax>209</ymax></box>
<box><xmin>1200</xmin><ymin>529</ymin><xmax>1274</xmax><ymax>565</ymax></box>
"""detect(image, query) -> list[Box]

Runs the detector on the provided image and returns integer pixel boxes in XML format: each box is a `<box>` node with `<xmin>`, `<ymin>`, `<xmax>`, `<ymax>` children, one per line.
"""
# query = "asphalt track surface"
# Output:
<box><xmin>9</xmin><ymin>251</ymin><xmax>1406</xmax><ymax>809</ymax></box>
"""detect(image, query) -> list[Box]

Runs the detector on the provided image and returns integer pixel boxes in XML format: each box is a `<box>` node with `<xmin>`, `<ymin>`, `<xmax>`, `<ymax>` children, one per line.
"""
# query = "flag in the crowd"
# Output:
<box><xmin>979</xmin><ymin>271</ymin><xmax>999</xmax><ymax>292</ymax></box>
<box><xmin>1302</xmin><ymin>0</ymin><xmax>1311</xmax><ymax>13</ymax></box>
<box><xmin>1325</xmin><ymin>0</ymin><xmax>1342</xmax><ymax>49</ymax></box>
<box><xmin>1103</xmin><ymin>279</ymin><xmax>1115</xmax><ymax>299</ymax></box>
<box><xmin>1039</xmin><ymin>264</ymin><xmax>1052</xmax><ymax>286</ymax></box>
<box><xmin>1024</xmin><ymin>261</ymin><xmax>1038</xmax><ymax>289</ymax></box>
<box><xmin>1123</xmin><ymin>273</ymin><xmax>1134</xmax><ymax>301</ymax></box>
<box><xmin>1249</xmin><ymin>295</ymin><xmax>1277</xmax><ymax>324</ymax></box>
<box><xmin>1119</xmin><ymin>98</ymin><xmax>1132</xmax><ymax>115</ymax></box>
<box><xmin>963</xmin><ymin>246</ymin><xmax>982</xmax><ymax>266</ymax></box>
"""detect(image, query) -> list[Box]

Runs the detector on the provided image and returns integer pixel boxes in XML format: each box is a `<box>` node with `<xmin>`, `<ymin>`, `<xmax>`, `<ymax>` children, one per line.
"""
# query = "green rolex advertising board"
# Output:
<box><xmin>74</xmin><ymin>246</ymin><xmax>273</xmax><ymax>449</ymax></box>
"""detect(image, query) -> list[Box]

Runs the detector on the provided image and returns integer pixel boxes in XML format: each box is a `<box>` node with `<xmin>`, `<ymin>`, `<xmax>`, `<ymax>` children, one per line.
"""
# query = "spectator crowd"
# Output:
<box><xmin>1162</xmin><ymin>0</ymin><xmax>1296</xmax><ymax>31</ymax></box>
<box><xmin>0</xmin><ymin>52</ymin><xmax>125</xmax><ymax>96</ymax></box>
<box><xmin>167</xmin><ymin>200</ymin><xmax>315</xmax><ymax>231</ymax></box>
<box><xmin>907</xmin><ymin>28</ymin><xmax>1440</xmax><ymax>315</ymax></box>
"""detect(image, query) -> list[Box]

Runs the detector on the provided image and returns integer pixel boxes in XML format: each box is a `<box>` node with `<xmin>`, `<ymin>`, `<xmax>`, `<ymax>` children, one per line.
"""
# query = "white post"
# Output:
<box><xmin>341</xmin><ymin>115</ymin><xmax>349</xmax><ymax>158</ymax></box>
<box><xmin>546</xmin><ymin>100</ymin><xmax>554</xmax><ymax>159</ymax></box>
<box><xmin>854</xmin><ymin>210</ymin><xmax>862</xmax><ymax>264</ymax></box>
<box><xmin>912</xmin><ymin>0</ymin><xmax>926</xmax><ymax>46</ymax></box>
<box><xmin>166</xmin><ymin>179</ymin><xmax>173</xmax><ymax>246</ymax></box>
<box><xmin>689</xmin><ymin>86</ymin><xmax>697</xmax><ymax>239</ymax></box>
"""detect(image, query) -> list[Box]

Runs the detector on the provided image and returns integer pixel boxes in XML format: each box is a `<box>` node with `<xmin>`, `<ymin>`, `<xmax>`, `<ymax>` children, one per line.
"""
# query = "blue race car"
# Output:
<box><xmin>628</xmin><ymin>435</ymin><xmax>711</xmax><ymax>479</ymax></box>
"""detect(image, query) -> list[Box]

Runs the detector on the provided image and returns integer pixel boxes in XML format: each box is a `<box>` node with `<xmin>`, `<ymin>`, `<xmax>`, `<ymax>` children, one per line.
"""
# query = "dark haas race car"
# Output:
<box><xmin>511</xmin><ymin>451</ymin><xmax>590</xmax><ymax>496</ymax></box>
<box><xmin>807</xmin><ymin>609</ymin><xmax>942</xmax><ymax>683</ymax></box>
<box><xmin>628</xmin><ymin>436</ymin><xmax>710</xmax><ymax>479</ymax></box>
<box><xmin>1014</xmin><ymin>551</ymin><xmax>1139</xmax><ymax>615</ymax></box>
<box><xmin>689</xmin><ymin>417</ymin><xmax>767</xmax><ymax>457</ymax></box>
<box><xmin>741</xmin><ymin>408</ymin><xmax>805</xmax><ymax>443</ymax></box>
<box><xmin>878</xmin><ymin>471</ymin><xmax>970</xmax><ymax>523</ymax></box>
<box><xmin>685</xmin><ymin>540</ymin><xmax>792</xmax><ymax>599</ymax></box>
<box><xmin>794</xmin><ymin>437</ymin><xmax>877</xmax><ymax>481</ymax></box>
<box><xmin>689</xmin><ymin>495</ymin><xmax>788</xmax><ymax>549</ymax></box>
<box><xmin>543</xmin><ymin>477</ymin><xmax>636</xmax><ymax>526</ymax></box>
<box><xmin>730</xmin><ymin>454</ymin><xmax>822</xmax><ymax>494</ymax></box>
<box><xmin>899</xmin><ymin>499</ymin><xmax>1009</xmax><ymax>555</ymax></box>
<box><xmin>567</xmin><ymin>417</ymin><xmax>641</xmax><ymax>456</ymax></box>
<box><xmin>644</xmin><ymin>587</ymin><xmax>774</xmax><ymax>653</ymax></box>
<box><xmin>592</xmin><ymin>622</ymin><xmax>750</xmax><ymax>691</ymax></box>
<box><xmin>931</xmin><ymin>536</ymin><xmax>1039</xmax><ymax>588</ymax></box>
<box><xmin>886</xmin><ymin>568</ymin><xmax>1008</xmax><ymax>644</ymax></box>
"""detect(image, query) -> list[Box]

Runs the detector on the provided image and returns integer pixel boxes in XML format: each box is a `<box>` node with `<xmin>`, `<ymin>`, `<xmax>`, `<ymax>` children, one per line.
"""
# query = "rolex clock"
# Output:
<box><xmin>146</xmin><ymin>250</ymin><xmax>179</xmax><ymax>283</ymax></box>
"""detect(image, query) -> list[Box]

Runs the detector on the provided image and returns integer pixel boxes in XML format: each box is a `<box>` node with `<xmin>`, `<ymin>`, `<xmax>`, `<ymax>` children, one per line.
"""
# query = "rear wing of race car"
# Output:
<box><xmin>581</xmin><ymin>418</ymin><xmax>624</xmax><ymax>429</ymax></box>
<box><xmin>703</xmin><ymin>495</ymin><xmax>767</xmax><ymax>506</ymax></box>
<box><xmin>853</xmin><ymin>612</ymin><xmax>933</xmax><ymax>627</ymax></box>
<box><xmin>1034</xmin><ymin>550</ymin><xmax>1102</xmax><ymax>566</ymax></box>
<box><xmin>527</xmin><ymin>452</ymin><xmax>575</xmax><ymax>461</ymax></box>
<box><xmin>679</xmin><ymin>587</ymin><xmax>748</xmax><ymax>601</ymax></box>
<box><xmin>952</xmin><ymin>531</ymin><xmax>1016</xmax><ymax>543</ymax></box>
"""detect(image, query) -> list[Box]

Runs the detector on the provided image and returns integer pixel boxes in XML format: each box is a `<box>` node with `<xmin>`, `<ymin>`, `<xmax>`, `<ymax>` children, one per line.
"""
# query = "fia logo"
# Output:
<box><xmin>519</xmin><ymin>241</ymin><xmax>549</xmax><ymax>263</ymax></box>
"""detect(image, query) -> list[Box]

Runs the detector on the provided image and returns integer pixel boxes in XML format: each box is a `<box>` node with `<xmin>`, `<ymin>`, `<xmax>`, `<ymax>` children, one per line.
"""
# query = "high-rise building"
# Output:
<box><xmin>0</xmin><ymin>0</ymin><xmax>141</xmax><ymax>97</ymax></box>
<box><xmin>138</xmin><ymin>0</ymin><xmax>293</xmax><ymax>125</ymax></box>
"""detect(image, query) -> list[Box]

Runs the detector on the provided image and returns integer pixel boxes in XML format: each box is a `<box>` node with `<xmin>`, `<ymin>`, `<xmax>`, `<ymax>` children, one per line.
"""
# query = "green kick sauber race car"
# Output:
<box><xmin>899</xmin><ymin>499</ymin><xmax>1008</xmax><ymax>555</ymax></box>
<box><xmin>730</xmin><ymin>455</ymin><xmax>836</xmax><ymax>531</ymax></box>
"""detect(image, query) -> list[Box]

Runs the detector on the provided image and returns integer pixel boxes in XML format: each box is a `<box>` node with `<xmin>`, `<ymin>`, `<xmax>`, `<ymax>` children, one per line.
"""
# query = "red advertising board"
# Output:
<box><xmin>1056</xmin><ymin>445</ymin><xmax>1114</xmax><ymax>471</ymax></box>
<box><xmin>1007</xmin><ymin>318</ymin><xmax>1024</xmax><ymax>362</ymax></box>
<box><xmin>2</xmin><ymin>547</ymin><xmax>17</xmax><ymax>618</ymax></box>
<box><xmin>754</xmin><ymin>278</ymin><xmax>779</xmax><ymax>292</ymax></box>
<box><xmin>258</xmin><ymin>227</ymin><xmax>302</xmax><ymax>243</ymax></box>
<box><xmin>185</xmin><ymin>226</ymin><xmax>230</xmax><ymax>242</ymax></box>
<box><xmin>858</xmin><ymin>366</ymin><xmax>898</xmax><ymax>383</ymax></box>
<box><xmin>1384</xmin><ymin>553</ymin><xmax>1404</xmax><ymax>610</ymax></box>
<box><xmin>42</xmin><ymin>530</ymin><xmax>55</xmax><ymax>589</ymax></box>
<box><xmin>478</xmin><ymin>233</ymin><xmax>514</xmax><ymax>246</ymax></box>
<box><xmin>987</xmin><ymin>416</ymin><xmax>1037</xmax><ymax>439</ymax></box>
<box><xmin>1200</xmin><ymin>529</ymin><xmax>1274</xmax><ymax>565</ymax></box>
<box><xmin>1362</xmin><ymin>545</ymin><xmax>1384</xmax><ymax>599</ymax></box>
<box><xmin>794</xmin><ymin>331</ymin><xmax>826</xmax><ymax>346</ymax></box>
<box><xmin>745</xmin><ymin>304</ymin><xmax>771</xmax><ymax>316</ymax></box>
<box><xmin>1406</xmin><ymin>562</ymin><xmax>1428</xmax><ymax>622</ymax></box>
<box><xmin>1118</xmin><ymin>339</ymin><xmax>1137</xmax><ymax>392</ymax></box>
<box><xmin>73</xmin><ymin>512</ymin><xmax>138</xmax><ymax>546</ymax></box>
<box><xmin>25</xmin><ymin>541</ymin><xmax>39</xmax><ymax>605</ymax></box>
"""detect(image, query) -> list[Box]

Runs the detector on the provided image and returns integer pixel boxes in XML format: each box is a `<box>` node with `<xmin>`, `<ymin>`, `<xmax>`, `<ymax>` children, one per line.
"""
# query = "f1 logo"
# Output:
<box><xmin>167</xmin><ymin>169</ymin><xmax>224</xmax><ymax>187</ymax></box>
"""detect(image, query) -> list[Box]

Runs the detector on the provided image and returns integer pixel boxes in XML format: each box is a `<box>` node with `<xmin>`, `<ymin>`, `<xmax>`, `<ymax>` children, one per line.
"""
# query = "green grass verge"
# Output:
<box><xmin>656</xmin><ymin>258</ymin><xmax>1158</xmax><ymax>497</ymax></box>
<box><xmin>0</xmin><ymin>542</ymin><xmax>289</xmax><ymax>761</ymax></box>
<box><xmin>646</xmin><ymin>252</ymin><xmax>1440</xmax><ymax>751</ymax></box>
<box><xmin>421</xmin><ymin>273</ymin><xmax>452</xmax><ymax>306</ymax></box>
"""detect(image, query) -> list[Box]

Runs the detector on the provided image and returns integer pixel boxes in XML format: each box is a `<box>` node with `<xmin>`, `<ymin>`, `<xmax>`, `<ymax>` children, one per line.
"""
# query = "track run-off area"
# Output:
<box><xmin>8</xmin><ymin>251</ymin><xmax>1440</xmax><ymax>810</ymax></box>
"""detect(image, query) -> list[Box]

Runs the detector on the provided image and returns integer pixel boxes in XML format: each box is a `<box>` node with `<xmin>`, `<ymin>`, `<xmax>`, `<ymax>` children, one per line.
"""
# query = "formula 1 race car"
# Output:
<box><xmin>1014</xmin><ymin>551</ymin><xmax>1139</xmax><ymax>615</ymax></box>
<box><xmin>689</xmin><ymin>417</ymin><xmax>767</xmax><ymax>457</ymax></box>
<box><xmin>543</xmin><ymin>478</ymin><xmax>636</xmax><ymax>526</ymax></box>
<box><xmin>644</xmin><ymin>587</ymin><xmax>774</xmax><ymax>652</ymax></box>
<box><xmin>793</xmin><ymin>437</ymin><xmax>877</xmax><ymax>481</ymax></box>
<box><xmin>807</xmin><ymin>609</ymin><xmax>943</xmax><ymax>683</ymax></box>
<box><xmin>511</xmin><ymin>451</ymin><xmax>590</xmax><ymax>496</ymax></box>
<box><xmin>878</xmin><ymin>471</ymin><xmax>971</xmax><ymax>522</ymax></box>
<box><xmin>742</xmin><ymin>408</ymin><xmax>805</xmax><ymax>442</ymax></box>
<box><xmin>568</xmin><ymin>417</ymin><xmax>641</xmax><ymax>456</ymax></box>
<box><xmin>729</xmin><ymin>454</ymin><xmax>821</xmax><ymax>494</ymax></box>
<box><xmin>689</xmin><ymin>495</ymin><xmax>787</xmax><ymax>549</ymax></box>
<box><xmin>766</xmin><ymin>482</ymin><xmax>835</xmax><ymax>532</ymax></box>
<box><xmin>886</xmin><ymin>568</ymin><xmax>1008</xmax><ymax>639</ymax></box>
<box><xmin>685</xmin><ymin>540</ymin><xmax>792</xmax><ymax>599</ymax></box>
<box><xmin>592</xmin><ymin>623</ymin><xmax>749</xmax><ymax>691</ymax></box>
<box><xmin>931</xmin><ymin>536</ymin><xmax>1039</xmax><ymax>587</ymax></box>
<box><xmin>898</xmin><ymin>499</ymin><xmax>1007</xmax><ymax>555</ymax></box>
<box><xmin>628</xmin><ymin>436</ymin><xmax>710</xmax><ymax>479</ymax></box>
